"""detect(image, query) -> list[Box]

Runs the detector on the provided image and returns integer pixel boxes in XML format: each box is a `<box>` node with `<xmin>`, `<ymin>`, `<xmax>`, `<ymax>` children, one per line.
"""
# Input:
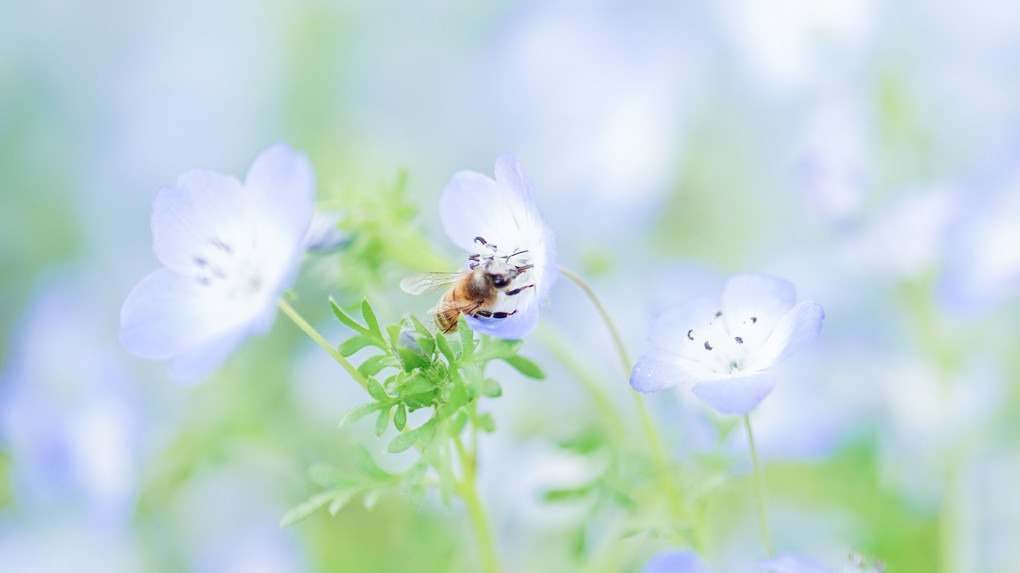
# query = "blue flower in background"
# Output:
<box><xmin>631</xmin><ymin>273</ymin><xmax>824</xmax><ymax>415</ymax></box>
<box><xmin>642</xmin><ymin>549</ymin><xmax>713</xmax><ymax>573</ymax></box>
<box><xmin>119</xmin><ymin>143</ymin><xmax>316</xmax><ymax>382</ymax></box>
<box><xmin>438</xmin><ymin>152</ymin><xmax>557</xmax><ymax>339</ymax></box>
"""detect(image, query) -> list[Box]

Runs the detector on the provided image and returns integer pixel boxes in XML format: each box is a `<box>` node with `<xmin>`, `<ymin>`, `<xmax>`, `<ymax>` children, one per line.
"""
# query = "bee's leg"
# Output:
<box><xmin>472</xmin><ymin>309</ymin><xmax>518</xmax><ymax>319</ymax></box>
<box><xmin>474</xmin><ymin>236</ymin><xmax>498</xmax><ymax>253</ymax></box>
<box><xmin>504</xmin><ymin>284</ymin><xmax>535</xmax><ymax>297</ymax></box>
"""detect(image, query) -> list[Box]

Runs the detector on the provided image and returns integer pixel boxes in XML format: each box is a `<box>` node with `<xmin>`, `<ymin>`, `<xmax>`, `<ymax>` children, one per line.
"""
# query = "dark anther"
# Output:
<box><xmin>474</xmin><ymin>236</ymin><xmax>487</xmax><ymax>245</ymax></box>
<box><xmin>715</xmin><ymin>310</ymin><xmax>723</xmax><ymax>318</ymax></box>
<box><xmin>751</xmin><ymin>316</ymin><xmax>758</xmax><ymax>324</ymax></box>
<box><xmin>503</xmin><ymin>250</ymin><xmax>529</xmax><ymax>261</ymax></box>
<box><xmin>687</xmin><ymin>329</ymin><xmax>694</xmax><ymax>340</ymax></box>
<box><xmin>704</xmin><ymin>341</ymin><xmax>713</xmax><ymax>350</ymax></box>
<box><xmin>735</xmin><ymin>336</ymin><xmax>743</xmax><ymax>344</ymax></box>
<box><xmin>492</xmin><ymin>310</ymin><xmax>517</xmax><ymax>319</ymax></box>
<box><xmin>210</xmin><ymin>238</ymin><xmax>232</xmax><ymax>253</ymax></box>
<box><xmin>194</xmin><ymin>257</ymin><xmax>207</xmax><ymax>267</ymax></box>
<box><xmin>475</xmin><ymin>310</ymin><xmax>492</xmax><ymax>317</ymax></box>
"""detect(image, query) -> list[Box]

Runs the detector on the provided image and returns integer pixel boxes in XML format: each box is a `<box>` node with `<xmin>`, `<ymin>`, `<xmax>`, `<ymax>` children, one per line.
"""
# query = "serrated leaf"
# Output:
<box><xmin>393</xmin><ymin>403</ymin><xmax>407</xmax><ymax>431</ymax></box>
<box><xmin>387</xmin><ymin>417</ymin><xmax>437</xmax><ymax>453</ymax></box>
<box><xmin>375</xmin><ymin>406</ymin><xmax>391</xmax><ymax>437</ymax></box>
<box><xmin>435</xmin><ymin>333</ymin><xmax>455</xmax><ymax>364</ymax></box>
<box><xmin>361</xmin><ymin>299</ymin><xmax>383</xmax><ymax>340</ymax></box>
<box><xmin>351</xmin><ymin>445</ymin><xmax>395</xmax><ymax>481</ymax></box>
<box><xmin>328</xmin><ymin>489</ymin><xmax>358</xmax><ymax>516</ymax></box>
<box><xmin>502</xmin><ymin>355</ymin><xmax>545</xmax><ymax>379</ymax></box>
<box><xmin>480</xmin><ymin>378</ymin><xmax>502</xmax><ymax>398</ymax></box>
<box><xmin>308</xmin><ymin>464</ymin><xmax>351</xmax><ymax>488</ymax></box>
<box><xmin>337</xmin><ymin>402</ymin><xmax>383</xmax><ymax>428</ymax></box>
<box><xmin>329</xmin><ymin>297</ymin><xmax>368</xmax><ymax>334</ymax></box>
<box><xmin>477</xmin><ymin>338</ymin><xmax>523</xmax><ymax>360</ymax></box>
<box><xmin>280</xmin><ymin>491</ymin><xmax>335</xmax><ymax>527</ymax></box>
<box><xmin>458</xmin><ymin>320</ymin><xmax>475</xmax><ymax>357</ymax></box>
<box><xmin>366</xmin><ymin>379</ymin><xmax>388</xmax><ymax>401</ymax></box>
<box><xmin>338</xmin><ymin>332</ymin><xmax>379</xmax><ymax>354</ymax></box>
<box><xmin>357</xmin><ymin>354</ymin><xmax>390</xmax><ymax>377</ymax></box>
<box><xmin>409</xmin><ymin>314</ymin><xmax>433</xmax><ymax>339</ymax></box>
<box><xmin>476</xmin><ymin>412</ymin><xmax>496</xmax><ymax>433</ymax></box>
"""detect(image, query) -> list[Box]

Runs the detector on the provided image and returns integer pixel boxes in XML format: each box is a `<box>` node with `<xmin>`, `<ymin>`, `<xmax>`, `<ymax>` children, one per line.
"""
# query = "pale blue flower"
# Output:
<box><xmin>439</xmin><ymin>152</ymin><xmax>557</xmax><ymax>339</ymax></box>
<box><xmin>642</xmin><ymin>549</ymin><xmax>713</xmax><ymax>573</ymax></box>
<box><xmin>631</xmin><ymin>273</ymin><xmax>824</xmax><ymax>415</ymax></box>
<box><xmin>119</xmin><ymin>143</ymin><xmax>315</xmax><ymax>382</ymax></box>
<box><xmin>940</xmin><ymin>141</ymin><xmax>1020</xmax><ymax>313</ymax></box>
<box><xmin>302</xmin><ymin>210</ymin><xmax>349</xmax><ymax>252</ymax></box>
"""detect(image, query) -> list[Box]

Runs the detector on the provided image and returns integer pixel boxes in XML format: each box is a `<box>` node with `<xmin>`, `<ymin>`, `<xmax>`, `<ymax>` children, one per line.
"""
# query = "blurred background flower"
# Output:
<box><xmin>2</xmin><ymin>0</ymin><xmax>1019</xmax><ymax>571</ymax></box>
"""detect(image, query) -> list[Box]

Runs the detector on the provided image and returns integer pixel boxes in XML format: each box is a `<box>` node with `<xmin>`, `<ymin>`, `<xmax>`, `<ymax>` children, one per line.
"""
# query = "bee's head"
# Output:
<box><xmin>481</xmin><ymin>259</ymin><xmax>533</xmax><ymax>290</ymax></box>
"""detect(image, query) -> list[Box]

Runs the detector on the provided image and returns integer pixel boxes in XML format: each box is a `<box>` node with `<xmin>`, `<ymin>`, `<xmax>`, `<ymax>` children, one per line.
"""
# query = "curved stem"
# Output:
<box><xmin>453</xmin><ymin>434</ymin><xmax>502</xmax><ymax>573</ymax></box>
<box><xmin>277</xmin><ymin>298</ymin><xmax>369</xmax><ymax>392</ymax></box>
<box><xmin>744</xmin><ymin>415</ymin><xmax>774</xmax><ymax>558</ymax></box>
<box><xmin>558</xmin><ymin>267</ymin><xmax>684</xmax><ymax>519</ymax></box>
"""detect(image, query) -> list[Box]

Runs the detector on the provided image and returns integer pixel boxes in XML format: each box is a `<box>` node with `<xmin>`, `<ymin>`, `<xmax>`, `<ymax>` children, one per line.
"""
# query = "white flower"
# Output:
<box><xmin>119</xmin><ymin>143</ymin><xmax>315</xmax><ymax>382</ymax></box>
<box><xmin>438</xmin><ymin>152</ymin><xmax>557</xmax><ymax>339</ymax></box>
<box><xmin>631</xmin><ymin>273</ymin><xmax>824</xmax><ymax>415</ymax></box>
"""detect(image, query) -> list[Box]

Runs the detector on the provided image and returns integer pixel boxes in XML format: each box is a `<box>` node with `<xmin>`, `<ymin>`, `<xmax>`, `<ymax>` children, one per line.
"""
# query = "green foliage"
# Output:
<box><xmin>284</xmin><ymin>301</ymin><xmax>544</xmax><ymax>526</ymax></box>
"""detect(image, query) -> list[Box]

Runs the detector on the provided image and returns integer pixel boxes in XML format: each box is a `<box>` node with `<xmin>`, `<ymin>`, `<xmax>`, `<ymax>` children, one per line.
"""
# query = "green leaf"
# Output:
<box><xmin>357</xmin><ymin>354</ymin><xmax>390</xmax><ymax>377</ymax></box>
<box><xmin>476</xmin><ymin>413</ymin><xmax>496</xmax><ymax>433</ymax></box>
<box><xmin>337</xmin><ymin>402</ymin><xmax>383</xmax><ymax>428</ymax></box>
<box><xmin>435</xmin><ymin>333</ymin><xmax>455</xmax><ymax>364</ymax></box>
<box><xmin>308</xmin><ymin>464</ymin><xmax>355</xmax><ymax>489</ymax></box>
<box><xmin>502</xmin><ymin>355</ymin><xmax>545</xmax><ymax>379</ymax></box>
<box><xmin>351</xmin><ymin>445</ymin><xmax>395</xmax><ymax>481</ymax></box>
<box><xmin>458</xmin><ymin>319</ymin><xmax>475</xmax><ymax>357</ymax></box>
<box><xmin>394</xmin><ymin>403</ymin><xmax>407</xmax><ymax>431</ymax></box>
<box><xmin>477</xmin><ymin>338</ymin><xmax>523</xmax><ymax>360</ymax></box>
<box><xmin>361</xmin><ymin>299</ymin><xmax>383</xmax><ymax>340</ymax></box>
<box><xmin>280</xmin><ymin>491</ymin><xmax>335</xmax><ymax>527</ymax></box>
<box><xmin>366</xmin><ymin>379</ymin><xmax>388</xmax><ymax>401</ymax></box>
<box><xmin>480</xmin><ymin>378</ymin><xmax>502</xmax><ymax>398</ymax></box>
<box><xmin>375</xmin><ymin>406</ymin><xmax>391</xmax><ymax>437</ymax></box>
<box><xmin>327</xmin><ymin>489</ymin><xmax>358</xmax><ymax>516</ymax></box>
<box><xmin>338</xmin><ymin>335</ymin><xmax>379</xmax><ymax>357</ymax></box>
<box><xmin>396</xmin><ymin>348</ymin><xmax>429</xmax><ymax>371</ymax></box>
<box><xmin>542</xmin><ymin>484</ymin><xmax>595</xmax><ymax>502</ymax></box>
<box><xmin>329</xmin><ymin>297</ymin><xmax>368</xmax><ymax>334</ymax></box>
<box><xmin>363</xmin><ymin>488</ymin><xmax>385</xmax><ymax>510</ymax></box>
<box><xmin>387</xmin><ymin>417</ymin><xmax>437</xmax><ymax>453</ymax></box>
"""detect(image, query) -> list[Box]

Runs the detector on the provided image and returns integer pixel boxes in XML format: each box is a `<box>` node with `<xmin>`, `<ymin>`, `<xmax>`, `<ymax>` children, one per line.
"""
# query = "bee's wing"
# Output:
<box><xmin>399</xmin><ymin>271</ymin><xmax>465</xmax><ymax>296</ymax></box>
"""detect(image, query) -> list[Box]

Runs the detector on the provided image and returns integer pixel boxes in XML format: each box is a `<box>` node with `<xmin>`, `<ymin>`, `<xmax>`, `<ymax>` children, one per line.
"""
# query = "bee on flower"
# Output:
<box><xmin>402</xmin><ymin>152</ymin><xmax>557</xmax><ymax>339</ymax></box>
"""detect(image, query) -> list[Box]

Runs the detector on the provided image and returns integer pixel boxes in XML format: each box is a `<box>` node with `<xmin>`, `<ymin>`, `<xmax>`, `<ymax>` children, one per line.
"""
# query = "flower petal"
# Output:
<box><xmin>302</xmin><ymin>211</ymin><xmax>349</xmax><ymax>252</ymax></box>
<box><xmin>167</xmin><ymin>327</ymin><xmax>250</xmax><ymax>383</ymax></box>
<box><xmin>151</xmin><ymin>171</ymin><xmax>246</xmax><ymax>274</ymax></box>
<box><xmin>648</xmin><ymin>297</ymin><xmax>721</xmax><ymax>352</ymax></box>
<box><xmin>747</xmin><ymin>301</ymin><xmax>824</xmax><ymax>370</ymax></box>
<box><xmin>720</xmin><ymin>273</ymin><xmax>797</xmax><ymax>331</ymax></box>
<box><xmin>642</xmin><ymin>549</ymin><xmax>713</xmax><ymax>573</ymax></box>
<box><xmin>630</xmin><ymin>349</ymin><xmax>703</xmax><ymax>393</ymax></box>
<box><xmin>690</xmin><ymin>372</ymin><xmax>776</xmax><ymax>415</ymax></box>
<box><xmin>440</xmin><ymin>170</ymin><xmax>523</xmax><ymax>254</ymax></box>
<box><xmin>120</xmin><ymin>269</ymin><xmax>222</xmax><ymax>360</ymax></box>
<box><xmin>493</xmin><ymin>152</ymin><xmax>537</xmax><ymax>206</ymax></box>
<box><xmin>244</xmin><ymin>142</ymin><xmax>316</xmax><ymax>241</ymax></box>
<box><xmin>464</xmin><ymin>303</ymin><xmax>539</xmax><ymax>340</ymax></box>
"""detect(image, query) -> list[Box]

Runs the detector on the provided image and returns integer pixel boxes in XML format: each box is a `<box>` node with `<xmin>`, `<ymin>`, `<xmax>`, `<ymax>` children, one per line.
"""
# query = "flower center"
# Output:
<box><xmin>683</xmin><ymin>310</ymin><xmax>764</xmax><ymax>376</ymax></box>
<box><xmin>191</xmin><ymin>237</ymin><xmax>267</xmax><ymax>301</ymax></box>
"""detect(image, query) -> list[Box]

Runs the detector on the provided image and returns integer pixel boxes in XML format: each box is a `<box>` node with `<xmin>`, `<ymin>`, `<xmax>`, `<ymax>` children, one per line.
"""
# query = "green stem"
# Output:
<box><xmin>534</xmin><ymin>325</ymin><xmax>628</xmax><ymax>442</ymax></box>
<box><xmin>558</xmin><ymin>266</ymin><xmax>685</xmax><ymax>519</ymax></box>
<box><xmin>277</xmin><ymin>298</ymin><xmax>369</xmax><ymax>392</ymax></box>
<box><xmin>453</xmin><ymin>435</ymin><xmax>502</xmax><ymax>573</ymax></box>
<box><xmin>744</xmin><ymin>415</ymin><xmax>774</xmax><ymax>558</ymax></box>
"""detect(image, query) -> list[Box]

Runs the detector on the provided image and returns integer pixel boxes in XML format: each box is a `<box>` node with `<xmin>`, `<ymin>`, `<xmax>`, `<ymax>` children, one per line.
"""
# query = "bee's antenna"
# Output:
<box><xmin>503</xmin><ymin>250</ymin><xmax>529</xmax><ymax>261</ymax></box>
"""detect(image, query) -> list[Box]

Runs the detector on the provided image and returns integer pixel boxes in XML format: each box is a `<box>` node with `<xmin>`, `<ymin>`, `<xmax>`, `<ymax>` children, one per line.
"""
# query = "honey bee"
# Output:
<box><xmin>400</xmin><ymin>237</ymin><xmax>535</xmax><ymax>333</ymax></box>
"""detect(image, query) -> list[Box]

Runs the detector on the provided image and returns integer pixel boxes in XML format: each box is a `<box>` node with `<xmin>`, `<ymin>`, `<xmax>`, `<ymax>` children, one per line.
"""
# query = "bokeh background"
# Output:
<box><xmin>3</xmin><ymin>0</ymin><xmax>1020</xmax><ymax>571</ymax></box>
